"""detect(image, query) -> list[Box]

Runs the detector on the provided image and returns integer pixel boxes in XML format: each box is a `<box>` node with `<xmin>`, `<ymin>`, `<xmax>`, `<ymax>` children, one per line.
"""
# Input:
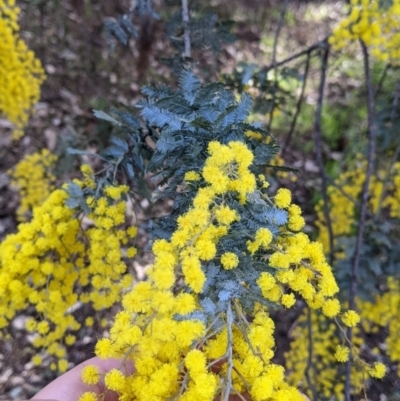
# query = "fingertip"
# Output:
<box><xmin>31</xmin><ymin>356</ymin><xmax>134</xmax><ymax>401</ymax></box>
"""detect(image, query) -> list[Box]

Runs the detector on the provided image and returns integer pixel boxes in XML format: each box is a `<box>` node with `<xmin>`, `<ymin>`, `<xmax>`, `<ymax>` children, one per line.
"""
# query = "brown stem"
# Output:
<box><xmin>345</xmin><ymin>40</ymin><xmax>377</xmax><ymax>401</ymax></box>
<box><xmin>264</xmin><ymin>37</ymin><xmax>328</xmax><ymax>72</ymax></box>
<box><xmin>304</xmin><ymin>309</ymin><xmax>319</xmax><ymax>401</ymax></box>
<box><xmin>181</xmin><ymin>0</ymin><xmax>191</xmax><ymax>59</ymax></box>
<box><xmin>268</xmin><ymin>0</ymin><xmax>289</xmax><ymax>131</ymax></box>
<box><xmin>282</xmin><ymin>52</ymin><xmax>311</xmax><ymax>155</ymax></box>
<box><xmin>313</xmin><ymin>46</ymin><xmax>334</xmax><ymax>265</ymax></box>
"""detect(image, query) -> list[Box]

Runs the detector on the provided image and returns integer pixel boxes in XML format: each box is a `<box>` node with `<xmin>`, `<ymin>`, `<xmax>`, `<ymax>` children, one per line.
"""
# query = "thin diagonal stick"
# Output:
<box><xmin>282</xmin><ymin>52</ymin><xmax>311</xmax><ymax>155</ymax></box>
<box><xmin>264</xmin><ymin>37</ymin><xmax>329</xmax><ymax>71</ymax></box>
<box><xmin>268</xmin><ymin>0</ymin><xmax>289</xmax><ymax>131</ymax></box>
<box><xmin>305</xmin><ymin>309</ymin><xmax>319</xmax><ymax>401</ymax></box>
<box><xmin>314</xmin><ymin>46</ymin><xmax>334</xmax><ymax>265</ymax></box>
<box><xmin>375</xmin><ymin>81</ymin><xmax>400</xmax><ymax>220</ymax></box>
<box><xmin>223</xmin><ymin>302</ymin><xmax>234</xmax><ymax>401</ymax></box>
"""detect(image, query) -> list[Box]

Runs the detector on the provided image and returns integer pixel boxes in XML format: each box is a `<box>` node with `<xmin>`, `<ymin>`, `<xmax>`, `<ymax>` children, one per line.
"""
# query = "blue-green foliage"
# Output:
<box><xmin>104</xmin><ymin>16</ymin><xmax>138</xmax><ymax>48</ymax></box>
<box><xmin>67</xmin><ymin>107</ymin><xmax>151</xmax><ymax>202</ymax></box>
<box><xmin>165</xmin><ymin>9</ymin><xmax>235</xmax><ymax>55</ymax></box>
<box><xmin>65</xmin><ymin>182</ymin><xmax>89</xmax><ymax>213</ymax></box>
<box><xmin>68</xmin><ymin>71</ymin><xmax>291</xmax><ymax>314</ymax></box>
<box><xmin>138</xmin><ymin>71</ymin><xmax>287</xmax><ymax>312</ymax></box>
<box><xmin>140</xmin><ymin>71</ymin><xmax>278</xmax><ymax>195</ymax></box>
<box><xmin>223</xmin><ymin>62</ymin><xmax>301</xmax><ymax>117</ymax></box>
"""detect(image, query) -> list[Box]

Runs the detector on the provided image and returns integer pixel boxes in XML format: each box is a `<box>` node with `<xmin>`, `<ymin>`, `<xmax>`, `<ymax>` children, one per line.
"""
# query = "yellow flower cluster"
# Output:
<box><xmin>146</xmin><ymin>142</ymin><xmax>255</xmax><ymax>294</ymax></box>
<box><xmin>202</xmin><ymin>140</ymin><xmax>256</xmax><ymax>202</ymax></box>
<box><xmin>0</xmin><ymin>0</ymin><xmax>45</xmax><ymax>139</ymax></box>
<box><xmin>9</xmin><ymin>149</ymin><xmax>57</xmax><ymax>221</ymax></box>
<box><xmin>0</xmin><ymin>165</ymin><xmax>136</xmax><ymax>369</ymax></box>
<box><xmin>284</xmin><ymin>310</ymin><xmax>383</xmax><ymax>399</ymax></box>
<box><xmin>358</xmin><ymin>277</ymin><xmax>400</xmax><ymax>376</ymax></box>
<box><xmin>329</xmin><ymin>0</ymin><xmax>400</xmax><ymax>65</ymax></box>
<box><xmin>315</xmin><ymin>160</ymin><xmax>400</xmax><ymax>256</ymax></box>
<box><xmin>258</xmin><ymin>230</ymin><xmax>340</xmax><ymax>317</ymax></box>
<box><xmin>81</xmin><ymin>141</ymin><xmax>344</xmax><ymax>401</ymax></box>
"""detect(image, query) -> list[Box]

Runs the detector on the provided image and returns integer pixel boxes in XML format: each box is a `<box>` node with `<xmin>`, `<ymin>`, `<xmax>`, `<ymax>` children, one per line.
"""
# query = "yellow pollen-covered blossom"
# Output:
<box><xmin>32</xmin><ymin>355</ymin><xmax>42</xmax><ymax>366</ymax></box>
<box><xmin>322</xmin><ymin>299</ymin><xmax>341</xmax><ymax>317</ymax></box>
<box><xmin>269</xmin><ymin>252</ymin><xmax>291</xmax><ymax>269</ymax></box>
<box><xmin>220</xmin><ymin>252</ymin><xmax>239</xmax><ymax>270</ymax></box>
<box><xmin>281</xmin><ymin>293</ymin><xmax>296</xmax><ymax>308</ymax></box>
<box><xmin>182</xmin><ymin>255</ymin><xmax>206</xmax><ymax>293</ymax></box>
<box><xmin>334</xmin><ymin>345</ymin><xmax>350</xmax><ymax>362</ymax></box>
<box><xmin>255</xmin><ymin>227</ymin><xmax>273</xmax><ymax>247</ymax></box>
<box><xmin>58</xmin><ymin>359</ymin><xmax>69</xmax><ymax>373</ymax></box>
<box><xmin>185</xmin><ymin>349</ymin><xmax>207</xmax><ymax>374</ymax></box>
<box><xmin>274</xmin><ymin>188</ymin><xmax>292</xmax><ymax>208</ymax></box>
<box><xmin>185</xmin><ymin>171</ymin><xmax>201</xmax><ymax>181</ymax></box>
<box><xmin>82</xmin><ymin>365</ymin><xmax>101</xmax><ymax>385</ymax></box>
<box><xmin>250</xmin><ymin>374</ymin><xmax>273</xmax><ymax>400</ymax></box>
<box><xmin>368</xmin><ymin>362</ymin><xmax>386</xmax><ymax>379</ymax></box>
<box><xmin>105</xmin><ymin>368</ymin><xmax>126</xmax><ymax>392</ymax></box>
<box><xmin>78</xmin><ymin>392</ymin><xmax>98</xmax><ymax>401</ymax></box>
<box><xmin>257</xmin><ymin>272</ymin><xmax>276</xmax><ymax>293</ymax></box>
<box><xmin>195</xmin><ymin>240</ymin><xmax>217</xmax><ymax>261</ymax></box>
<box><xmin>37</xmin><ymin>320</ymin><xmax>49</xmax><ymax>335</ymax></box>
<box><xmin>104</xmin><ymin>185</ymin><xmax>129</xmax><ymax>200</ymax></box>
<box><xmin>342</xmin><ymin>310</ymin><xmax>360</xmax><ymax>327</ymax></box>
<box><xmin>288</xmin><ymin>214</ymin><xmax>305</xmax><ymax>231</ymax></box>
<box><xmin>214</xmin><ymin>205</ymin><xmax>239</xmax><ymax>225</ymax></box>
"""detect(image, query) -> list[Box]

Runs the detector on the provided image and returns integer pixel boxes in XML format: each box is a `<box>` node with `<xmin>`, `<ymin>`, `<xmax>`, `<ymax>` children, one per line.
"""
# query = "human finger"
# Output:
<box><xmin>30</xmin><ymin>357</ymin><xmax>132</xmax><ymax>401</ymax></box>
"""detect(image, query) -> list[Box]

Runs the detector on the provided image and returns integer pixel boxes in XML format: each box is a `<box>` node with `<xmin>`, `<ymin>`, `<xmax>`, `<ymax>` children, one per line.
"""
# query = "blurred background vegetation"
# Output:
<box><xmin>1</xmin><ymin>0</ymin><xmax>400</xmax><ymax>400</ymax></box>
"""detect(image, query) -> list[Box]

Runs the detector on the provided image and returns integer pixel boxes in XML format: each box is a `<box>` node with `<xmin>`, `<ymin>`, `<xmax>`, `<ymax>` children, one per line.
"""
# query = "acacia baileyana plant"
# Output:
<box><xmin>75</xmin><ymin>72</ymin><xmax>377</xmax><ymax>401</ymax></box>
<box><xmin>283</xmin><ymin>157</ymin><xmax>399</xmax><ymax>398</ymax></box>
<box><xmin>0</xmin><ymin>165</ymin><xmax>136</xmax><ymax>371</ymax></box>
<box><xmin>0</xmin><ymin>0</ymin><xmax>45</xmax><ymax>139</ymax></box>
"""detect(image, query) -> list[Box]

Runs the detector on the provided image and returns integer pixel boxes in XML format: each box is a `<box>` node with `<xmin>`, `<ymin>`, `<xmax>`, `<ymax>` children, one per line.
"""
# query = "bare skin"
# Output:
<box><xmin>31</xmin><ymin>357</ymin><xmax>123</xmax><ymax>401</ymax></box>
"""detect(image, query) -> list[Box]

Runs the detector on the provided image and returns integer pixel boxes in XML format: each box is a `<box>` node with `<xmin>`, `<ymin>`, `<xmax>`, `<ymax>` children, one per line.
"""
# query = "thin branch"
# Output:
<box><xmin>375</xmin><ymin>81</ymin><xmax>400</xmax><ymax>220</ymax></box>
<box><xmin>304</xmin><ymin>309</ymin><xmax>319</xmax><ymax>401</ymax></box>
<box><xmin>282</xmin><ymin>52</ymin><xmax>311</xmax><ymax>155</ymax></box>
<box><xmin>233</xmin><ymin>320</ymin><xmax>263</xmax><ymax>361</ymax></box>
<box><xmin>345</xmin><ymin>41</ymin><xmax>377</xmax><ymax>401</ymax></box>
<box><xmin>314</xmin><ymin>45</ymin><xmax>334</xmax><ymax>265</ymax></box>
<box><xmin>232</xmin><ymin>366</ymin><xmax>251</xmax><ymax>393</ymax></box>
<box><xmin>223</xmin><ymin>302</ymin><xmax>234</xmax><ymax>401</ymax></box>
<box><xmin>375</xmin><ymin>64</ymin><xmax>390</xmax><ymax>99</ymax></box>
<box><xmin>268</xmin><ymin>0</ymin><xmax>289</xmax><ymax>131</ymax></box>
<box><xmin>231</xmin><ymin>389</ymin><xmax>248</xmax><ymax>401</ymax></box>
<box><xmin>264</xmin><ymin>36</ymin><xmax>329</xmax><ymax>72</ymax></box>
<box><xmin>390</xmin><ymin>80</ymin><xmax>400</xmax><ymax>121</ymax></box>
<box><xmin>181</xmin><ymin>0</ymin><xmax>191</xmax><ymax>59</ymax></box>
